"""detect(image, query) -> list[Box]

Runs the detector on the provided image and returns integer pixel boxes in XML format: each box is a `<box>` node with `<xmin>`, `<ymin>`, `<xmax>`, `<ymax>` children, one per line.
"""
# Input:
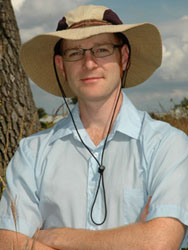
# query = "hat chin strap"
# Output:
<box><xmin>121</xmin><ymin>69</ymin><xmax>128</xmax><ymax>88</ymax></box>
<box><xmin>53</xmin><ymin>54</ymin><xmax>67</xmax><ymax>98</ymax></box>
<box><xmin>120</xmin><ymin>49</ymin><xmax>130</xmax><ymax>88</ymax></box>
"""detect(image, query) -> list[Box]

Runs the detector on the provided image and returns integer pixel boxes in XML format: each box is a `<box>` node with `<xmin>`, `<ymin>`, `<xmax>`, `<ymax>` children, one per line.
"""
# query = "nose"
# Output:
<box><xmin>82</xmin><ymin>50</ymin><xmax>98</xmax><ymax>70</ymax></box>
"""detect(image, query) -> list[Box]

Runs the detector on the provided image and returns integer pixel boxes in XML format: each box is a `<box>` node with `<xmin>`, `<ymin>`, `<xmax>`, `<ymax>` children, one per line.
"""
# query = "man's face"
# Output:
<box><xmin>55</xmin><ymin>33</ymin><xmax>129</xmax><ymax>103</ymax></box>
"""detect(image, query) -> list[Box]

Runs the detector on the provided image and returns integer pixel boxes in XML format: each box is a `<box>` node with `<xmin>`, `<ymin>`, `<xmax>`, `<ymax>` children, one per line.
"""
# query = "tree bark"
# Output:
<box><xmin>0</xmin><ymin>0</ymin><xmax>40</xmax><ymax>193</ymax></box>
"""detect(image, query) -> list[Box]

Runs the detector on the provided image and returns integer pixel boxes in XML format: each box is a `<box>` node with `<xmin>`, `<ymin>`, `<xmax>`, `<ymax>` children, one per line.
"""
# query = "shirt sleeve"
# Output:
<box><xmin>0</xmin><ymin>137</ymin><xmax>42</xmax><ymax>237</ymax></box>
<box><xmin>146</xmin><ymin>129</ymin><xmax>188</xmax><ymax>247</ymax></box>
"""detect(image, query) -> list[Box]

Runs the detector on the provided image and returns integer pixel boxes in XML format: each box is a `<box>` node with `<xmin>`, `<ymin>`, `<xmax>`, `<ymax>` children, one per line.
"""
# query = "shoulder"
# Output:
<box><xmin>18</xmin><ymin>116</ymin><xmax>70</xmax><ymax>158</ymax></box>
<box><xmin>139</xmin><ymin>111</ymin><xmax>187</xmax><ymax>141</ymax></box>
<box><xmin>138</xmin><ymin>111</ymin><xmax>188</xmax><ymax>158</ymax></box>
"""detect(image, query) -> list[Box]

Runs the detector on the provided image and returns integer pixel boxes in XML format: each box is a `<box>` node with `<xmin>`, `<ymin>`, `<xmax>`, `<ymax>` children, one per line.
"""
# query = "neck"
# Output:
<box><xmin>78</xmin><ymin>89</ymin><xmax>123</xmax><ymax>145</ymax></box>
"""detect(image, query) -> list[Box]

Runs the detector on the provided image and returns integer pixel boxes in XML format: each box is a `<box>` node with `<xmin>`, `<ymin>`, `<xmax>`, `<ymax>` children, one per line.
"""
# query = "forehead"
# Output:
<box><xmin>62</xmin><ymin>33</ymin><xmax>118</xmax><ymax>49</ymax></box>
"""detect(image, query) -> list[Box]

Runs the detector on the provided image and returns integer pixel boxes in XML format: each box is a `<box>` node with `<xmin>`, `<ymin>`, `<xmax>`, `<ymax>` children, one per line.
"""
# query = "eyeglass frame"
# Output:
<box><xmin>61</xmin><ymin>43</ymin><xmax>123</xmax><ymax>62</ymax></box>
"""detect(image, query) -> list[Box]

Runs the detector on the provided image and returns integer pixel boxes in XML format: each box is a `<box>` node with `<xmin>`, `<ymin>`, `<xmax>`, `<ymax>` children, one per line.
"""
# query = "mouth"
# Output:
<box><xmin>80</xmin><ymin>77</ymin><xmax>104</xmax><ymax>83</ymax></box>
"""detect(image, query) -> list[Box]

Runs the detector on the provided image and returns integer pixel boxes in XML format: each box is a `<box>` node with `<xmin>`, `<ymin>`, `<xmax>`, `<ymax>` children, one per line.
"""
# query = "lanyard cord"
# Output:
<box><xmin>53</xmin><ymin>55</ymin><xmax>124</xmax><ymax>225</ymax></box>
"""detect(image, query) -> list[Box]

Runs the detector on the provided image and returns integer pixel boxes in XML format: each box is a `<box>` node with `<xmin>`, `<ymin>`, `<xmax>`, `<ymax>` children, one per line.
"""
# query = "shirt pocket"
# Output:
<box><xmin>123</xmin><ymin>188</ymin><xmax>145</xmax><ymax>224</ymax></box>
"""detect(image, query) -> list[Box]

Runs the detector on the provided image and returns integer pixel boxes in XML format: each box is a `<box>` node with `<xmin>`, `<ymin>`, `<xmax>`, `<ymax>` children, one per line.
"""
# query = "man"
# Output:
<box><xmin>0</xmin><ymin>5</ymin><xmax>188</xmax><ymax>250</ymax></box>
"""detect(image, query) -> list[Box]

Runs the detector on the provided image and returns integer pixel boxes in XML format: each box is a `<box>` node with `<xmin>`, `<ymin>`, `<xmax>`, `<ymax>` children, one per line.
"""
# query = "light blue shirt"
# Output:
<box><xmin>0</xmin><ymin>91</ymin><xmax>188</xmax><ymax>248</ymax></box>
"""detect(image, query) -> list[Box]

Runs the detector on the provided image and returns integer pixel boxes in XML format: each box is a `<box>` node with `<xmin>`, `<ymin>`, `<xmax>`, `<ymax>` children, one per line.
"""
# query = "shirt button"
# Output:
<box><xmin>94</xmin><ymin>152</ymin><xmax>98</xmax><ymax>157</ymax></box>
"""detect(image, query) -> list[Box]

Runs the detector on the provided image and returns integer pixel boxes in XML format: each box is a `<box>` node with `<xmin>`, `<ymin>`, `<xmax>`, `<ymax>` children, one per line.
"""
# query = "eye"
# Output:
<box><xmin>63</xmin><ymin>49</ymin><xmax>83</xmax><ymax>61</ymax></box>
<box><xmin>67</xmin><ymin>49</ymin><xmax>82</xmax><ymax>58</ymax></box>
<box><xmin>94</xmin><ymin>45</ymin><xmax>112</xmax><ymax>57</ymax></box>
<box><xmin>96</xmin><ymin>47</ymin><xmax>109</xmax><ymax>54</ymax></box>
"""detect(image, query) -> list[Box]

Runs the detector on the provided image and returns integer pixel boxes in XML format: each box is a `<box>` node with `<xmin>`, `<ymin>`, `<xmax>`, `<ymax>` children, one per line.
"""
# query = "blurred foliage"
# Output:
<box><xmin>40</xmin><ymin>121</ymin><xmax>54</xmax><ymax>130</ymax></box>
<box><xmin>174</xmin><ymin>97</ymin><xmax>188</xmax><ymax>109</ymax></box>
<box><xmin>37</xmin><ymin>108</ymin><xmax>47</xmax><ymax>119</ymax></box>
<box><xmin>71</xmin><ymin>96</ymin><xmax>78</xmax><ymax>104</ymax></box>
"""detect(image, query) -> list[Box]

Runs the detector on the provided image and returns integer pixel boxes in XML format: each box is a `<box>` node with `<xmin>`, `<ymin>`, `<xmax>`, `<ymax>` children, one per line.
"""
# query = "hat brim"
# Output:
<box><xmin>20</xmin><ymin>23</ymin><xmax>162</xmax><ymax>97</ymax></box>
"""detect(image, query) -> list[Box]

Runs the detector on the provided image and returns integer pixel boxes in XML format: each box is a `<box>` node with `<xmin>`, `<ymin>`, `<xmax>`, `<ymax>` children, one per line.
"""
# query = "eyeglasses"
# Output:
<box><xmin>61</xmin><ymin>43</ymin><xmax>122</xmax><ymax>62</ymax></box>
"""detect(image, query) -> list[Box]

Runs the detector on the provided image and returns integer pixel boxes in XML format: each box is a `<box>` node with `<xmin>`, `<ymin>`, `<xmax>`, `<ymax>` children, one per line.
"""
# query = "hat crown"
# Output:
<box><xmin>57</xmin><ymin>5</ymin><xmax>123</xmax><ymax>31</ymax></box>
<box><xmin>65</xmin><ymin>5</ymin><xmax>108</xmax><ymax>27</ymax></box>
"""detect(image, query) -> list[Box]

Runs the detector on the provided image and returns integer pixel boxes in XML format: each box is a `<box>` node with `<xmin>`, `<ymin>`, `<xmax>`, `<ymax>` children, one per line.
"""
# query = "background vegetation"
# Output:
<box><xmin>150</xmin><ymin>97</ymin><xmax>188</xmax><ymax>135</ymax></box>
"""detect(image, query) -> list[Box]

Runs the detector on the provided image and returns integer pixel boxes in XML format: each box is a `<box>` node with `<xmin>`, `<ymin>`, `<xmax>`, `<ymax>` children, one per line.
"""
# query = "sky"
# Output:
<box><xmin>11</xmin><ymin>0</ymin><xmax>188</xmax><ymax>114</ymax></box>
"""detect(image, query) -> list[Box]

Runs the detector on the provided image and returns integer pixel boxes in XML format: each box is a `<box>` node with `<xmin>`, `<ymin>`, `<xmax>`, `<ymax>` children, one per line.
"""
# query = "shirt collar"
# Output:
<box><xmin>49</xmin><ymin>91</ymin><xmax>142</xmax><ymax>144</ymax></box>
<box><xmin>112</xmin><ymin>90</ymin><xmax>142</xmax><ymax>140</ymax></box>
<box><xmin>49</xmin><ymin>104</ymin><xmax>82</xmax><ymax>144</ymax></box>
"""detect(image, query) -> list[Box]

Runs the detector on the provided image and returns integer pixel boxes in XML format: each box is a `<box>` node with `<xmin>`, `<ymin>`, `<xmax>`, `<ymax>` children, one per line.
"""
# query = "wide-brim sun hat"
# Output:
<box><xmin>20</xmin><ymin>5</ymin><xmax>162</xmax><ymax>98</ymax></box>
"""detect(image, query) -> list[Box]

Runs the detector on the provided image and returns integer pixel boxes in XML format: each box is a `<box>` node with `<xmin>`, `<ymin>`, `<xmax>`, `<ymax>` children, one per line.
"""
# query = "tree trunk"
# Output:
<box><xmin>0</xmin><ymin>0</ymin><xmax>40</xmax><ymax>192</ymax></box>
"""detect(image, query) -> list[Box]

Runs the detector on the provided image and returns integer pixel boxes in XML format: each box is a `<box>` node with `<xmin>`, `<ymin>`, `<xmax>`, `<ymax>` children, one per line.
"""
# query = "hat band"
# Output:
<box><xmin>69</xmin><ymin>19</ymin><xmax>111</xmax><ymax>29</ymax></box>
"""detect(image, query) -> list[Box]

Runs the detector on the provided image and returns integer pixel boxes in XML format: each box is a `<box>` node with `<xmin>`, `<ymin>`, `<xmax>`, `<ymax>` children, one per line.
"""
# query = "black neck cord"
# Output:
<box><xmin>53</xmin><ymin>54</ymin><xmax>126</xmax><ymax>226</ymax></box>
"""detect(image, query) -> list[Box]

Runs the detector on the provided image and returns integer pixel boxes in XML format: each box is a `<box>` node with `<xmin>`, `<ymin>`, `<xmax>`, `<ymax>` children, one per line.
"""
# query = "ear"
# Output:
<box><xmin>55</xmin><ymin>55</ymin><xmax>68</xmax><ymax>81</ymax></box>
<box><xmin>55</xmin><ymin>55</ymin><xmax>64</xmax><ymax>72</ymax></box>
<box><xmin>121</xmin><ymin>44</ymin><xmax>129</xmax><ymax>71</ymax></box>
